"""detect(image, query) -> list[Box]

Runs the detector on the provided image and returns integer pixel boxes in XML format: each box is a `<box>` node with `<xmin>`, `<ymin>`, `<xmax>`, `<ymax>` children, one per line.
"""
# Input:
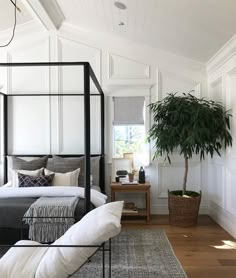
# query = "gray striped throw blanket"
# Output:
<box><xmin>23</xmin><ymin>196</ymin><xmax>79</xmax><ymax>243</ymax></box>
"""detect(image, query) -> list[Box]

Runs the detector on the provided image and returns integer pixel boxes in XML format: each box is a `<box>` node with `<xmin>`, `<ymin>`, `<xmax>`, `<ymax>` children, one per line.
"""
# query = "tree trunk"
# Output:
<box><xmin>182</xmin><ymin>156</ymin><xmax>188</xmax><ymax>195</ymax></box>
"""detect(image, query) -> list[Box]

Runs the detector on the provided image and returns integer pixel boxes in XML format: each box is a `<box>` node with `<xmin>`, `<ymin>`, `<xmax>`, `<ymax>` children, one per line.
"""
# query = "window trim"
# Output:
<box><xmin>107</xmin><ymin>87</ymin><xmax>154</xmax><ymax>165</ymax></box>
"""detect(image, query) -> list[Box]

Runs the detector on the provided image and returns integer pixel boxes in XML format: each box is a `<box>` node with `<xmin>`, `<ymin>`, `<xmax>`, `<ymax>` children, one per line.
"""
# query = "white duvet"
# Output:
<box><xmin>0</xmin><ymin>186</ymin><xmax>107</xmax><ymax>207</ymax></box>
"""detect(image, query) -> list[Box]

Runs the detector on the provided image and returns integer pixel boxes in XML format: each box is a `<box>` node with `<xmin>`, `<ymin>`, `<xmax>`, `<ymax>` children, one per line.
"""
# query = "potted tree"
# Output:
<box><xmin>148</xmin><ymin>93</ymin><xmax>232</xmax><ymax>226</ymax></box>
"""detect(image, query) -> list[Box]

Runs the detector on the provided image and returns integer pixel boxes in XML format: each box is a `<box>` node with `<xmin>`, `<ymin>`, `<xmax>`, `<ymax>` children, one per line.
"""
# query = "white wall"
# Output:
<box><xmin>207</xmin><ymin>35</ymin><xmax>236</xmax><ymax>238</ymax></box>
<box><xmin>0</xmin><ymin>21</ymin><xmax>207</xmax><ymax>214</ymax></box>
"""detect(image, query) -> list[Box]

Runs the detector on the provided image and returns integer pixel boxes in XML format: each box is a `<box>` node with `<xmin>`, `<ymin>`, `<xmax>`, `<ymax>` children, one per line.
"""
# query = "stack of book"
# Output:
<box><xmin>123</xmin><ymin>202</ymin><xmax>138</xmax><ymax>213</ymax></box>
<box><xmin>122</xmin><ymin>208</ymin><xmax>138</xmax><ymax>213</ymax></box>
<box><xmin>121</xmin><ymin>181</ymin><xmax>139</xmax><ymax>185</ymax></box>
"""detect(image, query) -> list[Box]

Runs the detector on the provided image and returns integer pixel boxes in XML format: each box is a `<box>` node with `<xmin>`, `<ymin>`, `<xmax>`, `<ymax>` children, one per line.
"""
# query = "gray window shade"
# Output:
<box><xmin>113</xmin><ymin>97</ymin><xmax>145</xmax><ymax>125</ymax></box>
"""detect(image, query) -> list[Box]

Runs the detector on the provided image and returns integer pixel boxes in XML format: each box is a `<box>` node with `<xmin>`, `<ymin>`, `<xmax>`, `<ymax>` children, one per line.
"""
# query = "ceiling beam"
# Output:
<box><xmin>21</xmin><ymin>0</ymin><xmax>65</xmax><ymax>30</ymax></box>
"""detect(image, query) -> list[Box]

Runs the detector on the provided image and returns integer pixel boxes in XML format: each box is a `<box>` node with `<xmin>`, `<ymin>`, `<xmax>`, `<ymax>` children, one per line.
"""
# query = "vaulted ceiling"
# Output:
<box><xmin>0</xmin><ymin>0</ymin><xmax>32</xmax><ymax>31</ymax></box>
<box><xmin>1</xmin><ymin>0</ymin><xmax>236</xmax><ymax>63</ymax></box>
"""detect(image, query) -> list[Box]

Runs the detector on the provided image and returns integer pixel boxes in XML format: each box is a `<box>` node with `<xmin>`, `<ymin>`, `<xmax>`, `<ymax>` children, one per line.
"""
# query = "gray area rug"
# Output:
<box><xmin>72</xmin><ymin>229</ymin><xmax>187</xmax><ymax>278</ymax></box>
<box><xmin>0</xmin><ymin>229</ymin><xmax>187</xmax><ymax>277</ymax></box>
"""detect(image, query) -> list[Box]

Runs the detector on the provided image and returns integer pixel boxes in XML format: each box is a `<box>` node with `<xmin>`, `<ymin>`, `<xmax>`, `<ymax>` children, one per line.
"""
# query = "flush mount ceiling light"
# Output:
<box><xmin>114</xmin><ymin>1</ymin><xmax>127</xmax><ymax>27</ymax></box>
<box><xmin>114</xmin><ymin>1</ymin><xmax>127</xmax><ymax>10</ymax></box>
<box><xmin>118</xmin><ymin>22</ymin><xmax>125</xmax><ymax>26</ymax></box>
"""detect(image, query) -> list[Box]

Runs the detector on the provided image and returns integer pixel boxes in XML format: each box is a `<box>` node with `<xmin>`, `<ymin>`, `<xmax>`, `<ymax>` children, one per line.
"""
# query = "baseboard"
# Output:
<box><xmin>209</xmin><ymin>201</ymin><xmax>236</xmax><ymax>238</ymax></box>
<box><xmin>151</xmin><ymin>204</ymin><xmax>168</xmax><ymax>215</ymax></box>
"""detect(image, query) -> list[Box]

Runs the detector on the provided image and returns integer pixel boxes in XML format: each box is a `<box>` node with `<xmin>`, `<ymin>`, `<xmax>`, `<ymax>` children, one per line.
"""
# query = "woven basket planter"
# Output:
<box><xmin>168</xmin><ymin>190</ymin><xmax>201</xmax><ymax>227</ymax></box>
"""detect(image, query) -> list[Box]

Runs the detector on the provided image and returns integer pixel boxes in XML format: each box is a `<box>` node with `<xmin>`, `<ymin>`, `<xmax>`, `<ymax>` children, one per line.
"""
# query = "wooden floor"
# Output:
<box><xmin>122</xmin><ymin>215</ymin><xmax>236</xmax><ymax>278</ymax></box>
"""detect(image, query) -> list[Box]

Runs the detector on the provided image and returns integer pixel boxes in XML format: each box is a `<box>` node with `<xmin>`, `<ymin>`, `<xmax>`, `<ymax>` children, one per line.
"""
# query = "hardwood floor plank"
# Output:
<box><xmin>122</xmin><ymin>215</ymin><xmax>236</xmax><ymax>277</ymax></box>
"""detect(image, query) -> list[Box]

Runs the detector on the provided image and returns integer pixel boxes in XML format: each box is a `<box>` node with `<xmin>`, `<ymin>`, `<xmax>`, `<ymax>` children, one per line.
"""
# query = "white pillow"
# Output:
<box><xmin>11</xmin><ymin>168</ymin><xmax>44</xmax><ymax>187</ymax></box>
<box><xmin>91</xmin><ymin>185</ymin><xmax>101</xmax><ymax>192</ymax></box>
<box><xmin>35</xmin><ymin>201</ymin><xmax>124</xmax><ymax>278</ymax></box>
<box><xmin>0</xmin><ymin>240</ymin><xmax>48</xmax><ymax>278</ymax></box>
<box><xmin>44</xmin><ymin>168</ymin><xmax>80</xmax><ymax>186</ymax></box>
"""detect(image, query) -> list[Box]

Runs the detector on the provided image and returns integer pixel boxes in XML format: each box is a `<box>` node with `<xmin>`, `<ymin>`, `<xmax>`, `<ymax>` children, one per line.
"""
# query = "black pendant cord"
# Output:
<box><xmin>10</xmin><ymin>0</ymin><xmax>20</xmax><ymax>11</ymax></box>
<box><xmin>0</xmin><ymin>0</ymin><xmax>17</xmax><ymax>48</ymax></box>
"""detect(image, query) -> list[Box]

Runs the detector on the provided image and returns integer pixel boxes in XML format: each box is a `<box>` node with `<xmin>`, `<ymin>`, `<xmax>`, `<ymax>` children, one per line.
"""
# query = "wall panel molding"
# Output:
<box><xmin>56</xmin><ymin>36</ymin><xmax>101</xmax><ymax>154</ymax></box>
<box><xmin>209</xmin><ymin>164</ymin><xmax>225</xmax><ymax>208</ymax></box>
<box><xmin>57</xmin><ymin>36</ymin><xmax>101</xmax><ymax>82</ymax></box>
<box><xmin>0</xmin><ymin>20</ymin><xmax>44</xmax><ymax>45</ymax></box>
<box><xmin>207</xmin><ymin>34</ymin><xmax>236</xmax><ymax>75</ymax></box>
<box><xmin>225</xmin><ymin>168</ymin><xmax>236</xmax><ymax>216</ymax></box>
<box><xmin>209</xmin><ymin>77</ymin><xmax>222</xmax><ymax>88</ymax></box>
<box><xmin>194</xmin><ymin>83</ymin><xmax>201</xmax><ymax>98</ymax></box>
<box><xmin>108</xmin><ymin>53</ymin><xmax>150</xmax><ymax>80</ymax></box>
<box><xmin>209</xmin><ymin>201</ymin><xmax>236</xmax><ymax>238</ymax></box>
<box><xmin>6</xmin><ymin>37</ymin><xmax>50</xmax><ymax>95</ymax></box>
<box><xmin>207</xmin><ymin>35</ymin><xmax>236</xmax><ymax>237</ymax></box>
<box><xmin>3</xmin><ymin>37</ymin><xmax>51</xmax><ymax>155</ymax></box>
<box><xmin>226</xmin><ymin>67</ymin><xmax>236</xmax><ymax>77</ymax></box>
<box><xmin>157</xmin><ymin>161</ymin><xmax>201</xmax><ymax>198</ymax></box>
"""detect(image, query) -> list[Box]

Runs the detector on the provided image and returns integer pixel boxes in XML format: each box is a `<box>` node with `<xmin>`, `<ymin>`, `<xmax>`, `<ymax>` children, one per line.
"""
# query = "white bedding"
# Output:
<box><xmin>0</xmin><ymin>186</ymin><xmax>107</xmax><ymax>207</ymax></box>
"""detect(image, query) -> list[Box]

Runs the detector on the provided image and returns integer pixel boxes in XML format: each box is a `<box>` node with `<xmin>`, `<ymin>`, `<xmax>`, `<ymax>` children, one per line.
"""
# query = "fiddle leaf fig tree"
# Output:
<box><xmin>147</xmin><ymin>93</ymin><xmax>232</xmax><ymax>196</ymax></box>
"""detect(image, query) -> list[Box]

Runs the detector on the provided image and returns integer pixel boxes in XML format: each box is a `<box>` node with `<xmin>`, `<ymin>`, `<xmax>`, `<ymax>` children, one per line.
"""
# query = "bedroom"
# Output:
<box><xmin>0</xmin><ymin>0</ymin><xmax>236</xmax><ymax>277</ymax></box>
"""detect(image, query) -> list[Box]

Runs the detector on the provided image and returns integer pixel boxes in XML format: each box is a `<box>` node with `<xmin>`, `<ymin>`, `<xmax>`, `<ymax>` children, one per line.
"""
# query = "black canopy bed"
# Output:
<box><xmin>0</xmin><ymin>62</ymin><xmax>106</xmax><ymax>241</ymax></box>
<box><xmin>0</xmin><ymin>62</ymin><xmax>121</xmax><ymax>278</ymax></box>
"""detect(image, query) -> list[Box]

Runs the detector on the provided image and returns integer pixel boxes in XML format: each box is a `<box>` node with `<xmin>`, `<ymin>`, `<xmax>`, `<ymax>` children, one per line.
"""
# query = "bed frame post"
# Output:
<box><xmin>109</xmin><ymin>238</ymin><xmax>111</xmax><ymax>278</ymax></box>
<box><xmin>100</xmin><ymin>93</ymin><xmax>105</xmax><ymax>193</ymax></box>
<box><xmin>84</xmin><ymin>63</ymin><xmax>91</xmax><ymax>214</ymax></box>
<box><xmin>3</xmin><ymin>94</ymin><xmax>8</xmax><ymax>184</ymax></box>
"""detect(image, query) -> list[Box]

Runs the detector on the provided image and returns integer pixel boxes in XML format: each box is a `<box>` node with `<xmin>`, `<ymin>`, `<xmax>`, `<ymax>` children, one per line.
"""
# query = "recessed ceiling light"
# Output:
<box><xmin>114</xmin><ymin>1</ymin><xmax>127</xmax><ymax>10</ymax></box>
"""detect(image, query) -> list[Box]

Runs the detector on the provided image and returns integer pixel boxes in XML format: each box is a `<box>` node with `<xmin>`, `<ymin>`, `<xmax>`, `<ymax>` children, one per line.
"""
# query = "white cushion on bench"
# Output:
<box><xmin>0</xmin><ymin>201</ymin><xmax>123</xmax><ymax>278</ymax></box>
<box><xmin>0</xmin><ymin>240</ymin><xmax>48</xmax><ymax>278</ymax></box>
<box><xmin>36</xmin><ymin>201</ymin><xmax>123</xmax><ymax>278</ymax></box>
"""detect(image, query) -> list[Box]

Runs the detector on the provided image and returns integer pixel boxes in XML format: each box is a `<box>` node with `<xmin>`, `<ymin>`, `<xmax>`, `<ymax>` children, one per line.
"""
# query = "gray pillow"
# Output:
<box><xmin>11</xmin><ymin>156</ymin><xmax>48</xmax><ymax>171</ymax></box>
<box><xmin>7</xmin><ymin>156</ymin><xmax>48</xmax><ymax>182</ymax></box>
<box><xmin>90</xmin><ymin>156</ymin><xmax>100</xmax><ymax>187</ymax></box>
<box><xmin>52</xmin><ymin>156</ymin><xmax>100</xmax><ymax>187</ymax></box>
<box><xmin>45</xmin><ymin>158</ymin><xmax>54</xmax><ymax>171</ymax></box>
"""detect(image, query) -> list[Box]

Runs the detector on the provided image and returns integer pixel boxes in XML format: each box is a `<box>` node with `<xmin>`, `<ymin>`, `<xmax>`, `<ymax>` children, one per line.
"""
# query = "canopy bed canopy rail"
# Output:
<box><xmin>0</xmin><ymin>62</ymin><xmax>105</xmax><ymax>214</ymax></box>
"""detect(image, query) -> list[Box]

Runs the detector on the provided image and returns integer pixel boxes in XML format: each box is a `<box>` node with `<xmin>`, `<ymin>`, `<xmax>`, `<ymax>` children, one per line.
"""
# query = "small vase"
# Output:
<box><xmin>128</xmin><ymin>174</ymin><xmax>134</xmax><ymax>182</ymax></box>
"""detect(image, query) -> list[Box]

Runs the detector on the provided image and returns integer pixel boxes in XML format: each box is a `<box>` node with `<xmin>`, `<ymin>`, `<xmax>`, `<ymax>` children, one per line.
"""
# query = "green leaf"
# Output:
<box><xmin>147</xmin><ymin>92</ymin><xmax>233</xmax><ymax>192</ymax></box>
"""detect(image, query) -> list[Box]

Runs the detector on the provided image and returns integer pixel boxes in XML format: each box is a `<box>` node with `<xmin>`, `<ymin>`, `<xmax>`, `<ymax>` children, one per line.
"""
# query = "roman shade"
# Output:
<box><xmin>113</xmin><ymin>97</ymin><xmax>145</xmax><ymax>125</ymax></box>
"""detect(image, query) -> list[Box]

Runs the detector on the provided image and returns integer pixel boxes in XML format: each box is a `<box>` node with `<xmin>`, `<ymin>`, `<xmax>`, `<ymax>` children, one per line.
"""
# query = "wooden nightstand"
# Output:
<box><xmin>111</xmin><ymin>182</ymin><xmax>151</xmax><ymax>222</ymax></box>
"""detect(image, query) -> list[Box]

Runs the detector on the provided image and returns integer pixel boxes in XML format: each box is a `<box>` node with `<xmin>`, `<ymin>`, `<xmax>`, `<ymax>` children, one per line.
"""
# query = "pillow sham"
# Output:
<box><xmin>52</xmin><ymin>156</ymin><xmax>84</xmax><ymax>173</ymax></box>
<box><xmin>90</xmin><ymin>156</ymin><xmax>100</xmax><ymax>186</ymax></box>
<box><xmin>18</xmin><ymin>173</ymin><xmax>54</xmax><ymax>188</ymax></box>
<box><xmin>52</xmin><ymin>156</ymin><xmax>100</xmax><ymax>187</ymax></box>
<box><xmin>44</xmin><ymin>168</ymin><xmax>80</xmax><ymax>186</ymax></box>
<box><xmin>11</xmin><ymin>156</ymin><xmax>48</xmax><ymax>170</ymax></box>
<box><xmin>7</xmin><ymin>156</ymin><xmax>48</xmax><ymax>183</ymax></box>
<box><xmin>45</xmin><ymin>157</ymin><xmax>54</xmax><ymax>171</ymax></box>
<box><xmin>11</xmin><ymin>168</ymin><xmax>44</xmax><ymax>187</ymax></box>
<box><xmin>36</xmin><ymin>201</ymin><xmax>123</xmax><ymax>278</ymax></box>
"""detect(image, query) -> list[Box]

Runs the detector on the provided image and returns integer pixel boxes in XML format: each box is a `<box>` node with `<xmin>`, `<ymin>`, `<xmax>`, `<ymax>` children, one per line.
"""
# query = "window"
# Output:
<box><xmin>112</xmin><ymin>97</ymin><xmax>149</xmax><ymax>167</ymax></box>
<box><xmin>113</xmin><ymin>125</ymin><xmax>147</xmax><ymax>166</ymax></box>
